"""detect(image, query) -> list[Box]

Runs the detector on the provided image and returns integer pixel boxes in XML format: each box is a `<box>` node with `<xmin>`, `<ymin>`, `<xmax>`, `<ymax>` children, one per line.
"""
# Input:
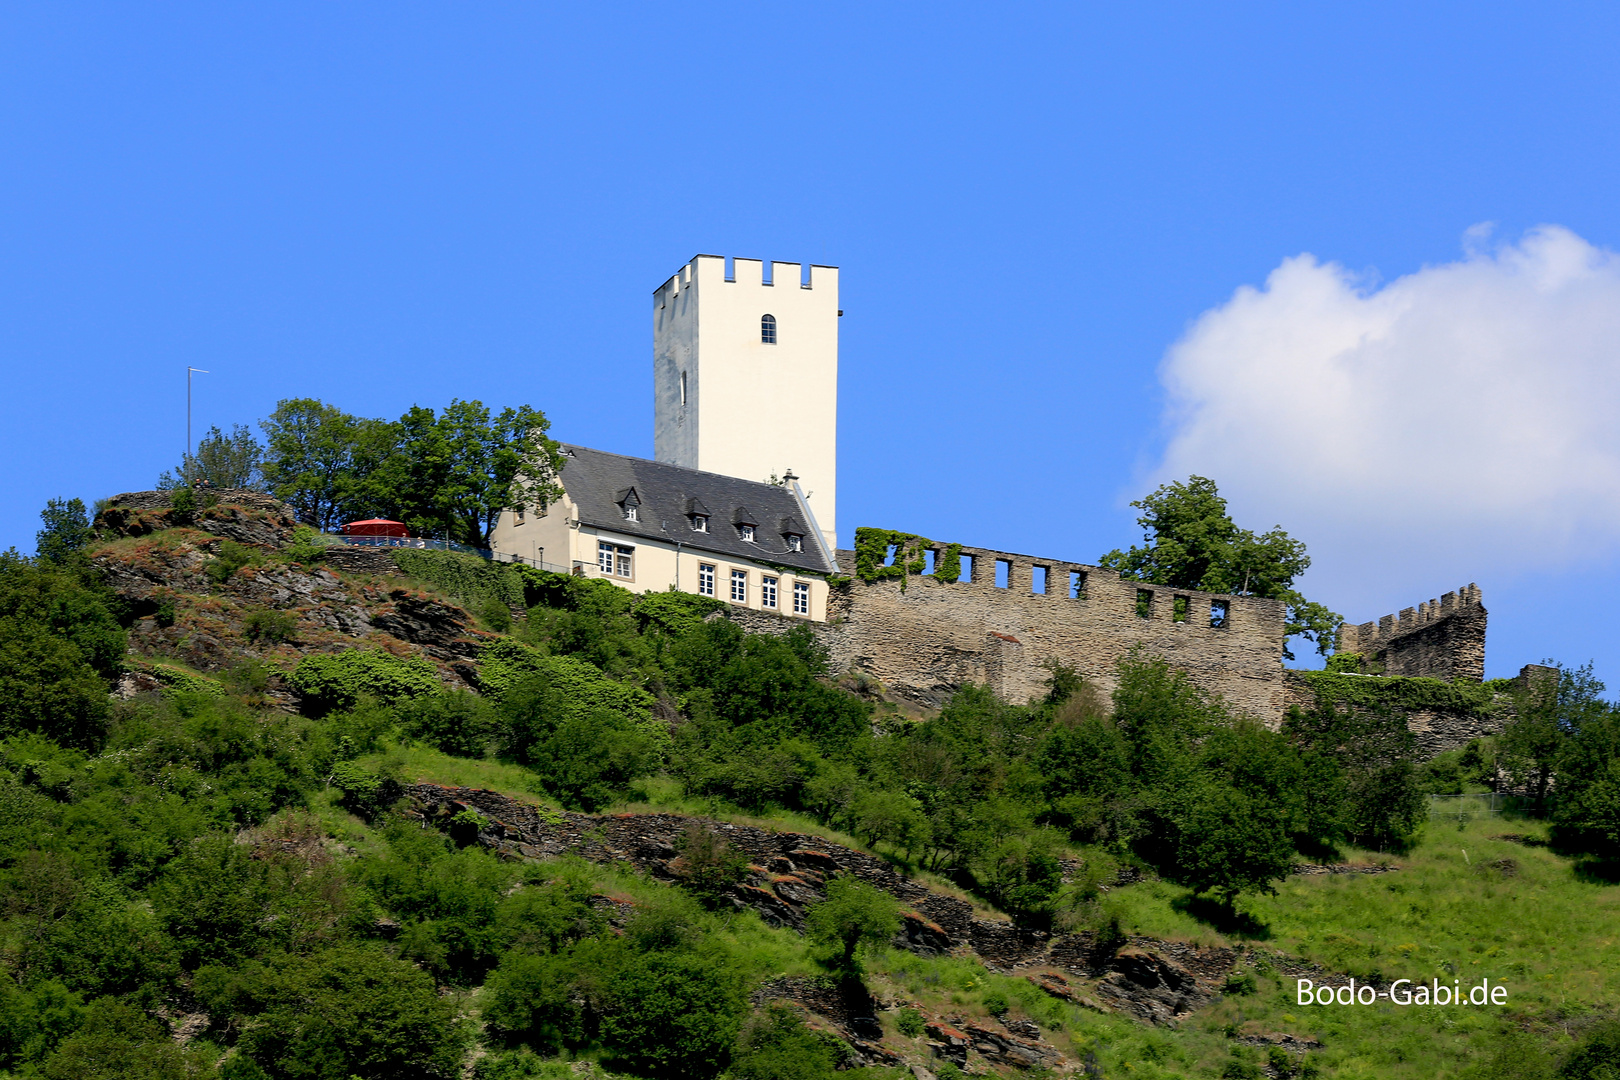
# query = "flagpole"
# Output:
<box><xmin>187</xmin><ymin>367</ymin><xmax>209</xmax><ymax>487</ymax></box>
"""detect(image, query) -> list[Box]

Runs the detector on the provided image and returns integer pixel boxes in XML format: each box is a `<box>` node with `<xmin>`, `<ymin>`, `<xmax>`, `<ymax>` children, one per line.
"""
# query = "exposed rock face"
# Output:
<box><xmin>1094</xmin><ymin>947</ymin><xmax>1208</xmax><ymax>1024</ymax></box>
<box><xmin>403</xmin><ymin>784</ymin><xmax>1269</xmax><ymax>1038</ymax></box>
<box><xmin>368</xmin><ymin>590</ymin><xmax>484</xmax><ymax>659</ymax></box>
<box><xmin>99</xmin><ymin>491</ymin><xmax>302</xmax><ymax>547</ymax></box>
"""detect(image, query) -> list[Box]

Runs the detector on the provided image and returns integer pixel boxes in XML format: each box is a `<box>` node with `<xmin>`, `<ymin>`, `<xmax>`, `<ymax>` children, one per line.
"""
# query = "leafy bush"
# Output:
<box><xmin>283</xmin><ymin>525</ymin><xmax>328</xmax><ymax>565</ymax></box>
<box><xmin>896</xmin><ymin>1007</ymin><xmax>925</xmax><ymax>1038</ymax></box>
<box><xmin>392</xmin><ymin>548</ymin><xmax>526</xmax><ymax>614</ymax></box>
<box><xmin>206</xmin><ymin>540</ymin><xmax>258</xmax><ymax>583</ymax></box>
<box><xmin>398</xmin><ymin>690</ymin><xmax>500</xmax><ymax>757</ymax></box>
<box><xmin>287</xmin><ymin>649</ymin><xmax>440</xmax><ymax>715</ymax></box>
<box><xmin>983</xmin><ymin>990</ymin><xmax>1009</xmax><ymax>1016</ymax></box>
<box><xmin>242</xmin><ymin>608</ymin><xmax>298</xmax><ymax>644</ymax></box>
<box><xmin>806</xmin><ymin>876</ymin><xmax>901</xmax><ymax>970</ymax></box>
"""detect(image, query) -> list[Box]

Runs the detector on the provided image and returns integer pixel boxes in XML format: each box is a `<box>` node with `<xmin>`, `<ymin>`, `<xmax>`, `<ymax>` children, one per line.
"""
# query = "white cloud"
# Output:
<box><xmin>1153</xmin><ymin>225</ymin><xmax>1620</xmax><ymax>616</ymax></box>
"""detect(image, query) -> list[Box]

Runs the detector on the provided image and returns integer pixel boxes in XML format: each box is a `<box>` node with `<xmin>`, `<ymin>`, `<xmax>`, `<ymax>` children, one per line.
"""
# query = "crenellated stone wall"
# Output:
<box><xmin>1336</xmin><ymin>585</ymin><xmax>1486</xmax><ymax>683</ymax></box>
<box><xmin>730</xmin><ymin>543</ymin><xmax>1291</xmax><ymax>721</ymax></box>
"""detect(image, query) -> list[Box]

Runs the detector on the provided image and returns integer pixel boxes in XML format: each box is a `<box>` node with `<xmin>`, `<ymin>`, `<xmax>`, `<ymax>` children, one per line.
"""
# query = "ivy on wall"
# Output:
<box><xmin>1300</xmin><ymin>669</ymin><xmax>1506</xmax><ymax>716</ymax></box>
<box><xmin>853</xmin><ymin>528</ymin><xmax>969</xmax><ymax>589</ymax></box>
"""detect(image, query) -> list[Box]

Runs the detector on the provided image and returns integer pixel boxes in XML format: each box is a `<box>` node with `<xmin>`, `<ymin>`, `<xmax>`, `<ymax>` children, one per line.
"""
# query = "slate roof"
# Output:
<box><xmin>557</xmin><ymin>445</ymin><xmax>835</xmax><ymax>574</ymax></box>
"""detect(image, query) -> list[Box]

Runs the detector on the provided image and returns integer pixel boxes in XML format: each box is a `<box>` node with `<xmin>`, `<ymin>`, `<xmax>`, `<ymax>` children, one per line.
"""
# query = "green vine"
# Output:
<box><xmin>1300</xmin><ymin>670</ymin><xmax>1500</xmax><ymax>715</ymax></box>
<box><xmin>854</xmin><ymin>527</ymin><xmax>966</xmax><ymax>590</ymax></box>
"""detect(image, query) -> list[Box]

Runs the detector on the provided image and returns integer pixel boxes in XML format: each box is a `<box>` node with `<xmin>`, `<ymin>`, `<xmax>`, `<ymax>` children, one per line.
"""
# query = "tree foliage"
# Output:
<box><xmin>1098</xmin><ymin>475</ymin><xmax>1342</xmax><ymax>658</ymax></box>
<box><xmin>159</xmin><ymin>423</ymin><xmax>267</xmax><ymax>492</ymax></box>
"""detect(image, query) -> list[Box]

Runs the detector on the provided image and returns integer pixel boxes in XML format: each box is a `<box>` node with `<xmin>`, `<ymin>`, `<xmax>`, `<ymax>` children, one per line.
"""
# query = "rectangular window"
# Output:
<box><xmin>959</xmin><ymin>553</ymin><xmax>974</xmax><ymax>583</ymax></box>
<box><xmin>995</xmin><ymin>559</ymin><xmax>1010</xmax><ymax>589</ymax></box>
<box><xmin>730</xmin><ymin>569</ymin><xmax>748</xmax><ymax>603</ymax></box>
<box><xmin>698</xmin><ymin>564</ymin><xmax>715</xmax><ymax>596</ymax></box>
<box><xmin>513</xmin><ymin>508</ymin><xmax>525</xmax><ymax>525</ymax></box>
<box><xmin>1173</xmin><ymin>595</ymin><xmax>1190</xmax><ymax>623</ymax></box>
<box><xmin>923</xmin><ymin>549</ymin><xmax>935</xmax><ymax>575</ymax></box>
<box><xmin>1210</xmin><ymin>599</ymin><xmax>1230</xmax><ymax>629</ymax></box>
<box><xmin>793</xmin><ymin>582</ymin><xmax>810</xmax><ymax>615</ymax></box>
<box><xmin>598</xmin><ymin>541</ymin><xmax>633</xmax><ymax>578</ymax></box>
<box><xmin>1136</xmin><ymin>589</ymin><xmax>1154</xmax><ymax>619</ymax></box>
<box><xmin>1069</xmin><ymin>570</ymin><xmax>1086</xmax><ymax>599</ymax></box>
<box><xmin>1032</xmin><ymin>566</ymin><xmax>1048</xmax><ymax>595</ymax></box>
<box><xmin>762</xmin><ymin>576</ymin><xmax>778</xmax><ymax>608</ymax></box>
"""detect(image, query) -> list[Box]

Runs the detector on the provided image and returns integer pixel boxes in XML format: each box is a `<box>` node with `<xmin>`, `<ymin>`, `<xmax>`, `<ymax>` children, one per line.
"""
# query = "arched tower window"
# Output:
<box><xmin>761</xmin><ymin>314</ymin><xmax>776</xmax><ymax>344</ymax></box>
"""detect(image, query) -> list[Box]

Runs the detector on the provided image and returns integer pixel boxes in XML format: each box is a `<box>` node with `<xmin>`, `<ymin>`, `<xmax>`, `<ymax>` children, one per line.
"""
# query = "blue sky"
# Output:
<box><xmin>5</xmin><ymin>3</ymin><xmax>1620</xmax><ymax>681</ymax></box>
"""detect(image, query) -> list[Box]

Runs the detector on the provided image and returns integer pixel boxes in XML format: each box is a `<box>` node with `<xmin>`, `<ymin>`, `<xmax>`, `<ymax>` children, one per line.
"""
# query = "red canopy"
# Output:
<box><xmin>341</xmin><ymin>519</ymin><xmax>410</xmax><ymax>538</ymax></box>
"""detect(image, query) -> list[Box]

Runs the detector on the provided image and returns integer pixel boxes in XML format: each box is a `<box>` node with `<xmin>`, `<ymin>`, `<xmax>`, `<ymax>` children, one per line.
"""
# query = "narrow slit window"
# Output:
<box><xmin>680</xmin><ymin>371</ymin><xmax>687</xmax><ymax>405</ymax></box>
<box><xmin>1136</xmin><ymin>589</ymin><xmax>1153</xmax><ymax>618</ymax></box>
<box><xmin>1173</xmin><ymin>595</ymin><xmax>1190</xmax><ymax>622</ymax></box>
<box><xmin>1032</xmin><ymin>566</ymin><xmax>1048</xmax><ymax>595</ymax></box>
<box><xmin>995</xmin><ymin>560</ymin><xmax>1010</xmax><ymax>589</ymax></box>
<box><xmin>1069</xmin><ymin>571</ymin><xmax>1086</xmax><ymax>599</ymax></box>
<box><xmin>761</xmin><ymin>314</ymin><xmax>777</xmax><ymax>344</ymax></box>
<box><xmin>1210</xmin><ymin>599</ymin><xmax>1230</xmax><ymax>629</ymax></box>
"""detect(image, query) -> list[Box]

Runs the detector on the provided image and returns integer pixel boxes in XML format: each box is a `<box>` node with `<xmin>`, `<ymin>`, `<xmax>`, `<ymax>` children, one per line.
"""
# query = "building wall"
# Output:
<box><xmin>1336</xmin><ymin>585</ymin><xmax>1486</xmax><ymax>682</ymax></box>
<box><xmin>491</xmin><ymin>499</ymin><xmax>829</xmax><ymax>621</ymax></box>
<box><xmin>731</xmin><ymin>542</ymin><xmax>1291</xmax><ymax>721</ymax></box>
<box><xmin>652</xmin><ymin>254</ymin><xmax>840</xmax><ymax>552</ymax></box>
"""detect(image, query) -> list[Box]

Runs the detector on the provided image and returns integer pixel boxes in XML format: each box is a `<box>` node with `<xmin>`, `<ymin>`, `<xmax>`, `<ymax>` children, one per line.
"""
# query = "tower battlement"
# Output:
<box><xmin>1337</xmin><ymin>584</ymin><xmax>1486</xmax><ymax>682</ymax></box>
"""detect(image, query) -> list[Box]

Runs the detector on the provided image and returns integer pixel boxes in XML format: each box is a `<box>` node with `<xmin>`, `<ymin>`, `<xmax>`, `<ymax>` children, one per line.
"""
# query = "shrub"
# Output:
<box><xmin>283</xmin><ymin>525</ymin><xmax>328</xmax><ymax>565</ymax></box>
<box><xmin>330</xmin><ymin>760</ymin><xmax>401</xmax><ymax>821</ymax></box>
<box><xmin>896</xmin><ymin>1008</ymin><xmax>925</xmax><ymax>1038</ymax></box>
<box><xmin>287</xmin><ymin>649</ymin><xmax>440</xmax><ymax>715</ymax></box>
<box><xmin>805</xmin><ymin>876</ymin><xmax>901</xmax><ymax>970</ymax></box>
<box><xmin>1223</xmin><ymin>971</ymin><xmax>1258</xmax><ymax>996</ymax></box>
<box><xmin>671</xmin><ymin>825</ymin><xmax>749</xmax><ymax>908</ymax></box>
<box><xmin>983</xmin><ymin>991</ymin><xmax>1009</xmax><ymax>1017</ymax></box>
<box><xmin>243</xmin><ymin>608</ymin><xmax>298</xmax><ymax>644</ymax></box>
<box><xmin>206</xmin><ymin>540</ymin><xmax>258</xmax><ymax>583</ymax></box>
<box><xmin>398</xmin><ymin>690</ymin><xmax>499</xmax><ymax>757</ymax></box>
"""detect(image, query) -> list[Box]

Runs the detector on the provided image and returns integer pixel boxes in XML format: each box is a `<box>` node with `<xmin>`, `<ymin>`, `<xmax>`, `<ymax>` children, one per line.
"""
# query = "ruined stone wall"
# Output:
<box><xmin>1336</xmin><ymin>584</ymin><xmax>1486</xmax><ymax>683</ymax></box>
<box><xmin>1279</xmin><ymin>672</ymin><xmax>1504</xmax><ymax>757</ymax></box>
<box><xmin>732</xmin><ymin>543</ymin><xmax>1289</xmax><ymax>721</ymax></box>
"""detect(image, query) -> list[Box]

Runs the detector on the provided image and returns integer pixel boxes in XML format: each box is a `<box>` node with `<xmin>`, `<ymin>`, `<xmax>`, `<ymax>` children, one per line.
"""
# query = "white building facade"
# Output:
<box><xmin>652</xmin><ymin>255</ymin><xmax>839</xmax><ymax>554</ymax></box>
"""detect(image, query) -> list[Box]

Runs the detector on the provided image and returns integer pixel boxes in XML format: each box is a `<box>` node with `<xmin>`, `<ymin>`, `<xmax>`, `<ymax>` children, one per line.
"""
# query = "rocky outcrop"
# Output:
<box><xmin>368</xmin><ymin>590</ymin><xmax>487</xmax><ymax>660</ymax></box>
<box><xmin>98</xmin><ymin>491</ymin><xmax>302</xmax><ymax>547</ymax></box>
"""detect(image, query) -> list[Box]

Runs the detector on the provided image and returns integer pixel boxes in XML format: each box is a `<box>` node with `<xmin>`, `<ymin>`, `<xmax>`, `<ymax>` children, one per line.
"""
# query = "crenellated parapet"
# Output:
<box><xmin>1336</xmin><ymin>584</ymin><xmax>1486</xmax><ymax>683</ymax></box>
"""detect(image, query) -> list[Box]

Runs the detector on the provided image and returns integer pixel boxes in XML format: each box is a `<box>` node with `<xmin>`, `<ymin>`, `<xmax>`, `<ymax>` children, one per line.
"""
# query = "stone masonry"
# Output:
<box><xmin>732</xmin><ymin>543</ymin><xmax>1291</xmax><ymax>721</ymax></box>
<box><xmin>1335</xmin><ymin>584</ymin><xmax>1486</xmax><ymax>682</ymax></box>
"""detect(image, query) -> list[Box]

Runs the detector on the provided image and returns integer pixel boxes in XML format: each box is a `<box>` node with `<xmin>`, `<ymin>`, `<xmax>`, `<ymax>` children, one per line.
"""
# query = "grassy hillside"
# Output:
<box><xmin>1</xmin><ymin>500</ymin><xmax>1616</xmax><ymax>1079</ymax></box>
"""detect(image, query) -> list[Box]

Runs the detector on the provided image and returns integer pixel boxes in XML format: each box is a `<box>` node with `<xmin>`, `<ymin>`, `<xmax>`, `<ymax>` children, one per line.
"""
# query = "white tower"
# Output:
<box><xmin>653</xmin><ymin>255</ymin><xmax>839</xmax><ymax>552</ymax></box>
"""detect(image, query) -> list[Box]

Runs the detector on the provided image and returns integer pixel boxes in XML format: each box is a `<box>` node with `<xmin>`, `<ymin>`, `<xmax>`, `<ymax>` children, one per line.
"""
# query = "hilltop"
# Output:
<box><xmin>0</xmin><ymin>487</ymin><xmax>1615</xmax><ymax>1079</ymax></box>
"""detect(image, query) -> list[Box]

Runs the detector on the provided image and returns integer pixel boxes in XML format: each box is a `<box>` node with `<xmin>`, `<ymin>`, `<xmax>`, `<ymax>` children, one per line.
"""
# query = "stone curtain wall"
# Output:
<box><xmin>1337</xmin><ymin>585</ymin><xmax>1486</xmax><ymax>682</ymax></box>
<box><xmin>734</xmin><ymin>544</ymin><xmax>1290</xmax><ymax>721</ymax></box>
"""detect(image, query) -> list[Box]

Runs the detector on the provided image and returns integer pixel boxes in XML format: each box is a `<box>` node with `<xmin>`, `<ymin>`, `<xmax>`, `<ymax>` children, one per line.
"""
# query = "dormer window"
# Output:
<box><xmin>740</xmin><ymin>524</ymin><xmax>756</xmax><ymax>543</ymax></box>
<box><xmin>685</xmin><ymin>495</ymin><xmax>711</xmax><ymax>534</ymax></box>
<box><xmin>691</xmin><ymin>514</ymin><xmax>708</xmax><ymax>533</ymax></box>
<box><xmin>615</xmin><ymin>487</ymin><xmax>641</xmax><ymax>523</ymax></box>
<box><xmin>778</xmin><ymin>515</ymin><xmax>807</xmax><ymax>555</ymax></box>
<box><xmin>787</xmin><ymin>534</ymin><xmax>802</xmax><ymax>553</ymax></box>
<box><xmin>733</xmin><ymin>506</ymin><xmax>759</xmax><ymax>540</ymax></box>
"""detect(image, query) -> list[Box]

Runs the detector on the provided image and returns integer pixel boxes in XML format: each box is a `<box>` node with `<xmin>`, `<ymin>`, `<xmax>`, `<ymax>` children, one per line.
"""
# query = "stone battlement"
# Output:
<box><xmin>728</xmin><ymin>534</ymin><xmax>1290</xmax><ymax>720</ymax></box>
<box><xmin>655</xmin><ymin>254</ymin><xmax>836</xmax><ymax>303</ymax></box>
<box><xmin>1336</xmin><ymin>584</ymin><xmax>1486</xmax><ymax>683</ymax></box>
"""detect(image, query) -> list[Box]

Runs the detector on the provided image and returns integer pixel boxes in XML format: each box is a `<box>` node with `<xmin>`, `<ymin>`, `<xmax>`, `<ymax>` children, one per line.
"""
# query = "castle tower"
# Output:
<box><xmin>653</xmin><ymin>255</ymin><xmax>839</xmax><ymax>552</ymax></box>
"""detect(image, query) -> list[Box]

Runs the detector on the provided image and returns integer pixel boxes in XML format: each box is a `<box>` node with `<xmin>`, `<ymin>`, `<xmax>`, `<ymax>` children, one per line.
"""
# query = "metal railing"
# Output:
<box><xmin>327</xmin><ymin>534</ymin><xmax>574</xmax><ymax>575</ymax></box>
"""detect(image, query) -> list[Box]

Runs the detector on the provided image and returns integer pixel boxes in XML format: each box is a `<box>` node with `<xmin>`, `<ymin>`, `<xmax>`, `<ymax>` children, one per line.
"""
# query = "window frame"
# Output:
<box><xmin>793</xmin><ymin>581</ymin><xmax>810</xmax><ymax>615</ymax></box>
<box><xmin>730</xmin><ymin>568</ymin><xmax>748</xmax><ymax>603</ymax></box>
<box><xmin>761</xmin><ymin>313</ymin><xmax>777</xmax><ymax>344</ymax></box>
<box><xmin>739</xmin><ymin>524</ymin><xmax>756</xmax><ymax>543</ymax></box>
<box><xmin>697</xmin><ymin>563</ymin><xmax>716</xmax><ymax>597</ymax></box>
<box><xmin>597</xmin><ymin>540</ymin><xmax>633</xmax><ymax>579</ymax></box>
<box><xmin>761</xmin><ymin>575</ymin><xmax>778</xmax><ymax>608</ymax></box>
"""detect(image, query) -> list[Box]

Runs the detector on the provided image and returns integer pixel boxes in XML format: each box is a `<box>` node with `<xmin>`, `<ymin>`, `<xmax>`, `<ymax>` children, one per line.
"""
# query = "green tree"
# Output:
<box><xmin>388</xmin><ymin>400</ymin><xmax>565</xmax><ymax>547</ymax></box>
<box><xmin>36</xmin><ymin>498</ymin><xmax>95</xmax><ymax>564</ymax></box>
<box><xmin>529</xmin><ymin>708</ymin><xmax>654</xmax><ymax>811</ymax></box>
<box><xmin>0</xmin><ymin>552</ymin><xmax>125</xmax><ymax>748</ymax></box>
<box><xmin>1503</xmin><ymin>663</ymin><xmax>1606</xmax><ymax>811</ymax></box>
<box><xmin>233</xmin><ymin>945</ymin><xmax>471</xmax><ymax>1080</ymax></box>
<box><xmin>260</xmin><ymin>399</ymin><xmax>397</xmax><ymax>532</ymax></box>
<box><xmin>730</xmin><ymin>1003</ymin><xmax>847</xmax><ymax>1080</ymax></box>
<box><xmin>599</xmin><ymin>946</ymin><xmax>748</xmax><ymax>1079</ymax></box>
<box><xmin>158</xmin><ymin>423</ymin><xmax>266</xmax><ymax>491</ymax></box>
<box><xmin>38</xmin><ymin>997</ymin><xmax>214</xmax><ymax>1080</ymax></box>
<box><xmin>1098</xmin><ymin>476</ymin><xmax>1342</xmax><ymax>658</ymax></box>
<box><xmin>805</xmin><ymin>876</ymin><xmax>901</xmax><ymax>970</ymax></box>
<box><xmin>1175</xmin><ymin>783</ymin><xmax>1296</xmax><ymax>908</ymax></box>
